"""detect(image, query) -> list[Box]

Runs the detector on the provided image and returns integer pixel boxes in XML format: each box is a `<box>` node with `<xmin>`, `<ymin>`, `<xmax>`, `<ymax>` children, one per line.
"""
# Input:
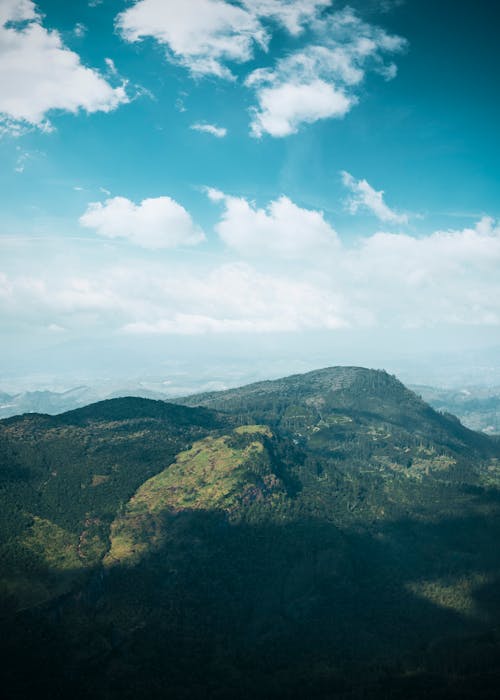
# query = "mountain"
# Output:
<box><xmin>0</xmin><ymin>386</ymin><xmax>91</xmax><ymax>418</ymax></box>
<box><xmin>0</xmin><ymin>397</ymin><xmax>227</xmax><ymax>610</ymax></box>
<box><xmin>0</xmin><ymin>385</ymin><xmax>171</xmax><ymax>419</ymax></box>
<box><xmin>178</xmin><ymin>366</ymin><xmax>494</xmax><ymax>462</ymax></box>
<box><xmin>3</xmin><ymin>370</ymin><xmax>500</xmax><ymax>437</ymax></box>
<box><xmin>0</xmin><ymin>378</ymin><xmax>234</xmax><ymax>420</ymax></box>
<box><xmin>1</xmin><ymin>368</ymin><xmax>500</xmax><ymax>699</ymax></box>
<box><xmin>412</xmin><ymin>384</ymin><xmax>500</xmax><ymax>435</ymax></box>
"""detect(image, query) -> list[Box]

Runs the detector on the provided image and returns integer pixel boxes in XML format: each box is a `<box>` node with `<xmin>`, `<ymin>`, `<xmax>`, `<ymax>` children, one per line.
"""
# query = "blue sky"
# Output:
<box><xmin>1</xmin><ymin>0</ymin><xmax>500</xmax><ymax>389</ymax></box>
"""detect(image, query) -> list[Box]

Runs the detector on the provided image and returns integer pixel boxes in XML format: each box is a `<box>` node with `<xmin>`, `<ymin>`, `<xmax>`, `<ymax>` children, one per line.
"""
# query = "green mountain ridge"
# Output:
<box><xmin>0</xmin><ymin>397</ymin><xmax>228</xmax><ymax>610</ymax></box>
<box><xmin>178</xmin><ymin>365</ymin><xmax>495</xmax><ymax>469</ymax></box>
<box><xmin>2</xmin><ymin>367</ymin><xmax>500</xmax><ymax>699</ymax></box>
<box><xmin>3</xmin><ymin>371</ymin><xmax>499</xmax><ymax>436</ymax></box>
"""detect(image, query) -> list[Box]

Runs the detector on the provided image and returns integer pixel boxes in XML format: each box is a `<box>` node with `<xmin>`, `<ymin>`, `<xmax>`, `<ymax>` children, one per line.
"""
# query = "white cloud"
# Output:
<box><xmin>341</xmin><ymin>171</ymin><xmax>408</xmax><ymax>225</ymax></box>
<box><xmin>0</xmin><ymin>0</ymin><xmax>128</xmax><ymax>133</ymax></box>
<box><xmin>116</xmin><ymin>0</ymin><xmax>329</xmax><ymax>79</ymax></box>
<box><xmin>248</xmin><ymin>78</ymin><xmax>353</xmax><ymax>137</ymax></box>
<box><xmin>0</xmin><ymin>0</ymin><xmax>36</xmax><ymax>24</ymax></box>
<box><xmin>79</xmin><ymin>195</ymin><xmax>205</xmax><ymax>249</ymax></box>
<box><xmin>246</xmin><ymin>7</ymin><xmax>407</xmax><ymax>136</ymax></box>
<box><xmin>207</xmin><ymin>188</ymin><xmax>340</xmax><ymax>257</ymax></box>
<box><xmin>0</xmin><ymin>262</ymin><xmax>349</xmax><ymax>336</ymax></box>
<box><xmin>190</xmin><ymin>122</ymin><xmax>227</xmax><ymax>137</ymax></box>
<box><xmin>104</xmin><ymin>57</ymin><xmax>118</xmax><ymax>75</ymax></box>
<box><xmin>116</xmin><ymin>0</ymin><xmax>266</xmax><ymax>80</ymax></box>
<box><xmin>2</xmin><ymin>218</ymin><xmax>500</xmax><ymax>338</ymax></box>
<box><xmin>343</xmin><ymin>217</ymin><xmax>500</xmax><ymax>327</ymax></box>
<box><xmin>0</xmin><ymin>273</ymin><xmax>124</xmax><ymax>323</ymax></box>
<box><xmin>118</xmin><ymin>261</ymin><xmax>349</xmax><ymax>334</ymax></box>
<box><xmin>5</xmin><ymin>165</ymin><xmax>500</xmax><ymax>338</ymax></box>
<box><xmin>116</xmin><ymin>2</ymin><xmax>406</xmax><ymax>136</ymax></box>
<box><xmin>240</xmin><ymin>0</ymin><xmax>330</xmax><ymax>36</ymax></box>
<box><xmin>73</xmin><ymin>23</ymin><xmax>87</xmax><ymax>38</ymax></box>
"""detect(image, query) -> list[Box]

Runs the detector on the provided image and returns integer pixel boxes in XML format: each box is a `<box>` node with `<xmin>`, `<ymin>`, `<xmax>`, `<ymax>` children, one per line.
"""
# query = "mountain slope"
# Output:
<box><xmin>0</xmin><ymin>397</ymin><xmax>228</xmax><ymax>609</ymax></box>
<box><xmin>178</xmin><ymin>366</ymin><xmax>495</xmax><ymax>479</ymax></box>
<box><xmin>2</xmin><ymin>369</ymin><xmax>500</xmax><ymax>699</ymax></box>
<box><xmin>178</xmin><ymin>366</ymin><xmax>480</xmax><ymax>438</ymax></box>
<box><xmin>105</xmin><ymin>424</ymin><xmax>283</xmax><ymax>567</ymax></box>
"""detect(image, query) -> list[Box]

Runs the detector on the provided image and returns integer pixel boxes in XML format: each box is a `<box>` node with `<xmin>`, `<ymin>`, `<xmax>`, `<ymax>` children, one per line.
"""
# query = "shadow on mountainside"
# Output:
<box><xmin>3</xmin><ymin>492</ymin><xmax>500</xmax><ymax>700</ymax></box>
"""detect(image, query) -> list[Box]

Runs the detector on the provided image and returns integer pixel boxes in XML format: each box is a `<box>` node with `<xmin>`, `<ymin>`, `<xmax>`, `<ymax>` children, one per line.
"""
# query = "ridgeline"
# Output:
<box><xmin>1</xmin><ymin>367</ymin><xmax>500</xmax><ymax>699</ymax></box>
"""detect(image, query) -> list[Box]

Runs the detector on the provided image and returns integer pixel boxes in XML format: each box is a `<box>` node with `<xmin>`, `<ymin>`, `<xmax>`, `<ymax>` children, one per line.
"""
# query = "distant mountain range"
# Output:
<box><xmin>0</xmin><ymin>385</ymin><xmax>165</xmax><ymax>418</ymax></box>
<box><xmin>2</xmin><ymin>366</ymin><xmax>500</xmax><ymax>698</ymax></box>
<box><xmin>2</xmin><ymin>374</ymin><xmax>500</xmax><ymax>434</ymax></box>
<box><xmin>412</xmin><ymin>384</ymin><xmax>500</xmax><ymax>434</ymax></box>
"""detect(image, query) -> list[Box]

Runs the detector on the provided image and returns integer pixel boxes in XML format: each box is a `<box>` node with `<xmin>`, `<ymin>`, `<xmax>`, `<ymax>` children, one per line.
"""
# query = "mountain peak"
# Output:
<box><xmin>177</xmin><ymin>365</ymin><xmax>492</xmax><ymax>459</ymax></box>
<box><xmin>178</xmin><ymin>365</ymin><xmax>396</xmax><ymax>406</ymax></box>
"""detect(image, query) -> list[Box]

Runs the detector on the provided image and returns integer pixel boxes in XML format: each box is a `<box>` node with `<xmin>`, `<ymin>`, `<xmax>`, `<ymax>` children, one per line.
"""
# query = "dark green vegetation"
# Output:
<box><xmin>2</xmin><ymin>367</ymin><xmax>500</xmax><ymax>699</ymax></box>
<box><xmin>0</xmin><ymin>398</ymin><xmax>225</xmax><ymax>610</ymax></box>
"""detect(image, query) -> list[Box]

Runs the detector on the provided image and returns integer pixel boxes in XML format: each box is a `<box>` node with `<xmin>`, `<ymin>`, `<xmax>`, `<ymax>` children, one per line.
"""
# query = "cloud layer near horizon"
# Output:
<box><xmin>3</xmin><ymin>186</ymin><xmax>500</xmax><ymax>338</ymax></box>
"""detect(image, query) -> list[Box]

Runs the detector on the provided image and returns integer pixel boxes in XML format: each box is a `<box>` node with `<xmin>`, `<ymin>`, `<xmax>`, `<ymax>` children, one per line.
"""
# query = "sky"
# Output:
<box><xmin>1</xmin><ymin>0</ymin><xmax>500</xmax><ymax>391</ymax></box>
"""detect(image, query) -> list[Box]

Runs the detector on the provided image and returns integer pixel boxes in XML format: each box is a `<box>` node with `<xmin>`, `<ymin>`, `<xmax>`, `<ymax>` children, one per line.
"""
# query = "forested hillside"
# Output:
<box><xmin>0</xmin><ymin>398</ymin><xmax>227</xmax><ymax>611</ymax></box>
<box><xmin>2</xmin><ymin>368</ymin><xmax>500</xmax><ymax>699</ymax></box>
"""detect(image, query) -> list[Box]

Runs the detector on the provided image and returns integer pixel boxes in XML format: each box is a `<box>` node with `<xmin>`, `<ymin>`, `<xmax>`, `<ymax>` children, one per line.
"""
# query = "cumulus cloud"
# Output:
<box><xmin>341</xmin><ymin>171</ymin><xmax>408</xmax><ymax>225</ymax></box>
<box><xmin>190</xmin><ymin>122</ymin><xmax>227</xmax><ymax>137</ymax></box>
<box><xmin>116</xmin><ymin>0</ymin><xmax>266</xmax><ymax>80</ymax></box>
<box><xmin>246</xmin><ymin>7</ymin><xmax>406</xmax><ymax>136</ymax></box>
<box><xmin>116</xmin><ymin>2</ymin><xmax>406</xmax><ymax>136</ymax></box>
<box><xmin>0</xmin><ymin>0</ymin><xmax>128</xmax><ymax>133</ymax></box>
<box><xmin>206</xmin><ymin>188</ymin><xmax>340</xmax><ymax>257</ymax></box>
<box><xmin>123</xmin><ymin>216</ymin><xmax>500</xmax><ymax>331</ymax></box>
<box><xmin>116</xmin><ymin>0</ymin><xmax>329</xmax><ymax>79</ymax></box>
<box><xmin>339</xmin><ymin>217</ymin><xmax>500</xmax><ymax>328</ymax></box>
<box><xmin>247</xmin><ymin>79</ymin><xmax>353</xmax><ymax>137</ymax></box>
<box><xmin>4</xmin><ymin>205</ymin><xmax>499</xmax><ymax>337</ymax></box>
<box><xmin>79</xmin><ymin>195</ymin><xmax>205</xmax><ymax>249</ymax></box>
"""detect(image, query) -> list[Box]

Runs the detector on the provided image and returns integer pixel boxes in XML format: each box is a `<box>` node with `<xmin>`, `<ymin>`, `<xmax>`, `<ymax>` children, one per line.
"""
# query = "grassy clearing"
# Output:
<box><xmin>105</xmin><ymin>425</ymin><xmax>273</xmax><ymax>567</ymax></box>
